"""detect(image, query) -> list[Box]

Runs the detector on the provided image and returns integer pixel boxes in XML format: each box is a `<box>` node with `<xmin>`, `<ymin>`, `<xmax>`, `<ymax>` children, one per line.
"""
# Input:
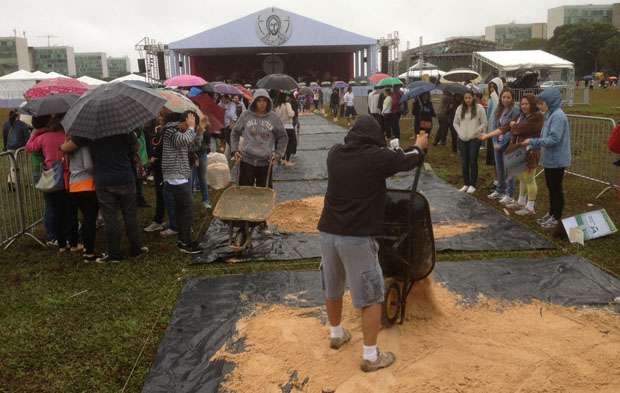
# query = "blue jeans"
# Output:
<box><xmin>162</xmin><ymin>185</ymin><xmax>178</xmax><ymax>231</ymax></box>
<box><xmin>193</xmin><ymin>152</ymin><xmax>209</xmax><ymax>203</ymax></box>
<box><xmin>494</xmin><ymin>148</ymin><xmax>515</xmax><ymax>196</ymax></box>
<box><xmin>458</xmin><ymin>138</ymin><xmax>481</xmax><ymax>187</ymax></box>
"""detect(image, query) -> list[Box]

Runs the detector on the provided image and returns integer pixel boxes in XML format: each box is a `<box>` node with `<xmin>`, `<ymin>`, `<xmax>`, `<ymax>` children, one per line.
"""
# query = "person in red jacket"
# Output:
<box><xmin>608</xmin><ymin>124</ymin><xmax>620</xmax><ymax>199</ymax></box>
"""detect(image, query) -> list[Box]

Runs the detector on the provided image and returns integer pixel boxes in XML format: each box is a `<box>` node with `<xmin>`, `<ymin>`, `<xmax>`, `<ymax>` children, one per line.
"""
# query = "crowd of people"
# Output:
<box><xmin>0</xmin><ymin>84</ymin><xmax>315</xmax><ymax>262</ymax></box>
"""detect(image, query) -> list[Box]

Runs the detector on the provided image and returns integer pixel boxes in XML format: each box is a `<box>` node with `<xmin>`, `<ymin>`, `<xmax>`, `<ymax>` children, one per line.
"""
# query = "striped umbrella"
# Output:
<box><xmin>62</xmin><ymin>82</ymin><xmax>166</xmax><ymax>140</ymax></box>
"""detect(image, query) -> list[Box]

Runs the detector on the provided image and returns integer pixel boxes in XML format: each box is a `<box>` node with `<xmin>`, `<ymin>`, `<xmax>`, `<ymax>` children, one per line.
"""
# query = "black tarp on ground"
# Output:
<box><xmin>142</xmin><ymin>256</ymin><xmax>620</xmax><ymax>393</ymax></box>
<box><xmin>297</xmin><ymin>132</ymin><xmax>344</xmax><ymax>151</ymax></box>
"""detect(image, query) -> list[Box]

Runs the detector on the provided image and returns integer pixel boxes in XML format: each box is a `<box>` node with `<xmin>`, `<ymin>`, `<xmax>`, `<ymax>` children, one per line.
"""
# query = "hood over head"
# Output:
<box><xmin>537</xmin><ymin>88</ymin><xmax>562</xmax><ymax>113</ymax></box>
<box><xmin>490</xmin><ymin>77</ymin><xmax>504</xmax><ymax>95</ymax></box>
<box><xmin>249</xmin><ymin>88</ymin><xmax>273</xmax><ymax>113</ymax></box>
<box><xmin>344</xmin><ymin>115</ymin><xmax>386</xmax><ymax>147</ymax></box>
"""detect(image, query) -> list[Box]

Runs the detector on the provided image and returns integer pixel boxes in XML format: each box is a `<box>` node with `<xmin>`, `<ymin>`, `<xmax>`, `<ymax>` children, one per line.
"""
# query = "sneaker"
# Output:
<box><xmin>499</xmin><ymin>196</ymin><xmax>514</xmax><ymax>205</ymax></box>
<box><xmin>70</xmin><ymin>244</ymin><xmax>84</xmax><ymax>252</ymax></box>
<box><xmin>536</xmin><ymin>213</ymin><xmax>552</xmax><ymax>224</ymax></box>
<box><xmin>131</xmin><ymin>246</ymin><xmax>149</xmax><ymax>258</ymax></box>
<box><xmin>144</xmin><ymin>222</ymin><xmax>165</xmax><ymax>232</ymax></box>
<box><xmin>515</xmin><ymin>207</ymin><xmax>536</xmax><ymax>216</ymax></box>
<box><xmin>487</xmin><ymin>191</ymin><xmax>502</xmax><ymax>199</ymax></box>
<box><xmin>506</xmin><ymin>201</ymin><xmax>522</xmax><ymax>209</ymax></box>
<box><xmin>46</xmin><ymin>240</ymin><xmax>58</xmax><ymax>247</ymax></box>
<box><xmin>95</xmin><ymin>254</ymin><xmax>121</xmax><ymax>264</ymax></box>
<box><xmin>541</xmin><ymin>217</ymin><xmax>559</xmax><ymax>229</ymax></box>
<box><xmin>160</xmin><ymin>228</ymin><xmax>178</xmax><ymax>237</ymax></box>
<box><xmin>203</xmin><ymin>201</ymin><xmax>212</xmax><ymax>210</ymax></box>
<box><xmin>329</xmin><ymin>328</ymin><xmax>352</xmax><ymax>350</ymax></box>
<box><xmin>178</xmin><ymin>241</ymin><xmax>203</xmax><ymax>255</ymax></box>
<box><xmin>83</xmin><ymin>253</ymin><xmax>100</xmax><ymax>263</ymax></box>
<box><xmin>458</xmin><ymin>185</ymin><xmax>468</xmax><ymax>192</ymax></box>
<box><xmin>360</xmin><ymin>350</ymin><xmax>396</xmax><ymax>373</ymax></box>
<box><xmin>466</xmin><ymin>186</ymin><xmax>476</xmax><ymax>194</ymax></box>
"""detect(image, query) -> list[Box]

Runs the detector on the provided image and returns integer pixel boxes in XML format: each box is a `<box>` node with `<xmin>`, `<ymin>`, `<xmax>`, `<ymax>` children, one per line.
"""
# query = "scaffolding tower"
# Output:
<box><xmin>134</xmin><ymin>37</ymin><xmax>168</xmax><ymax>83</ymax></box>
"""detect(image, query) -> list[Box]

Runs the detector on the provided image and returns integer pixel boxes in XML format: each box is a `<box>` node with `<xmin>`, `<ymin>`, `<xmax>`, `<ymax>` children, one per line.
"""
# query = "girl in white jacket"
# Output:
<box><xmin>274</xmin><ymin>93</ymin><xmax>297</xmax><ymax>166</ymax></box>
<box><xmin>453</xmin><ymin>91</ymin><xmax>488</xmax><ymax>193</ymax></box>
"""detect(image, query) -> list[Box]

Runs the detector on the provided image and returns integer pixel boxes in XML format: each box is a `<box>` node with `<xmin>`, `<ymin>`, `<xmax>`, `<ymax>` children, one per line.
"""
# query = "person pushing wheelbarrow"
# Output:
<box><xmin>229</xmin><ymin>89</ymin><xmax>288</xmax><ymax>248</ymax></box>
<box><xmin>317</xmin><ymin>114</ymin><xmax>428</xmax><ymax>372</ymax></box>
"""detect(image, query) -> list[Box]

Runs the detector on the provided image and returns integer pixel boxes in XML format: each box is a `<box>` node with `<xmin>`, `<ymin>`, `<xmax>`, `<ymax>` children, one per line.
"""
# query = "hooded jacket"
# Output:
<box><xmin>231</xmin><ymin>89</ymin><xmax>288</xmax><ymax>167</ymax></box>
<box><xmin>318</xmin><ymin>115</ymin><xmax>424</xmax><ymax>236</ymax></box>
<box><xmin>486</xmin><ymin>77</ymin><xmax>504</xmax><ymax>132</ymax></box>
<box><xmin>529</xmin><ymin>88</ymin><xmax>571</xmax><ymax>168</ymax></box>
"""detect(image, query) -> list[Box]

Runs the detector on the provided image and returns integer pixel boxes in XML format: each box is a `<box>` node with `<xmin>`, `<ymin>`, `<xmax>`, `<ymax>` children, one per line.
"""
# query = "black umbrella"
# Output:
<box><xmin>440</xmin><ymin>83</ymin><xmax>468</xmax><ymax>95</ymax></box>
<box><xmin>19</xmin><ymin>94</ymin><xmax>80</xmax><ymax>117</ymax></box>
<box><xmin>256</xmin><ymin>73</ymin><xmax>299</xmax><ymax>91</ymax></box>
<box><xmin>62</xmin><ymin>82</ymin><xmax>166</xmax><ymax>140</ymax></box>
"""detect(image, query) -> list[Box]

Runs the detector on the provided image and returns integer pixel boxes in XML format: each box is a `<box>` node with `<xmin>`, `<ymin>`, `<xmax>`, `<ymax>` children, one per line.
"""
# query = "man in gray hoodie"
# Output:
<box><xmin>231</xmin><ymin>89</ymin><xmax>288</xmax><ymax>188</ymax></box>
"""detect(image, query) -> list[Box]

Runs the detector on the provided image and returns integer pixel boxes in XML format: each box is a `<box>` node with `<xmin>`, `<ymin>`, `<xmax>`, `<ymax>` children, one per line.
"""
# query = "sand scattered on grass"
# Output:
<box><xmin>215</xmin><ymin>279</ymin><xmax>620</xmax><ymax>393</ymax></box>
<box><xmin>433</xmin><ymin>222</ymin><xmax>485</xmax><ymax>239</ymax></box>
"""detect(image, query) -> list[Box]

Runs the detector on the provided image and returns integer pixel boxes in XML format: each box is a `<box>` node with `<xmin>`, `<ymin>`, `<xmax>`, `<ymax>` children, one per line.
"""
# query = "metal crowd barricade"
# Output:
<box><xmin>511</xmin><ymin>87</ymin><xmax>589</xmax><ymax>106</ymax></box>
<box><xmin>0</xmin><ymin>148</ymin><xmax>45</xmax><ymax>250</ymax></box>
<box><xmin>566</xmin><ymin>115</ymin><xmax>618</xmax><ymax>199</ymax></box>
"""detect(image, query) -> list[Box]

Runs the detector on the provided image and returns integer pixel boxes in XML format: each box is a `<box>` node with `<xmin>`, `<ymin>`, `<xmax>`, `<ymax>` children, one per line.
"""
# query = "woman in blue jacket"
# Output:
<box><xmin>521</xmin><ymin>88</ymin><xmax>571</xmax><ymax>229</ymax></box>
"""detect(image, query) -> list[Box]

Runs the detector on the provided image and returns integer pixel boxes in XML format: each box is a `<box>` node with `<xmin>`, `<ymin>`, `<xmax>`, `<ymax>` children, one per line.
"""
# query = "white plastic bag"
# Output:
<box><xmin>207</xmin><ymin>152</ymin><xmax>228</xmax><ymax>166</ymax></box>
<box><xmin>207</xmin><ymin>162</ymin><xmax>231</xmax><ymax>190</ymax></box>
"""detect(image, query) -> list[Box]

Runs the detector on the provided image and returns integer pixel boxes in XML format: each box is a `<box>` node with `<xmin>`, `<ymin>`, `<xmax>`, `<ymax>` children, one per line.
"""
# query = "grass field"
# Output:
<box><xmin>1</xmin><ymin>98</ymin><xmax>619</xmax><ymax>392</ymax></box>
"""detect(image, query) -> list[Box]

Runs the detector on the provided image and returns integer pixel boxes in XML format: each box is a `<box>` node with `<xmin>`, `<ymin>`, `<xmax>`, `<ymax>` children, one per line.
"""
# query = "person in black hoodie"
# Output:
<box><xmin>317</xmin><ymin>114</ymin><xmax>428</xmax><ymax>372</ymax></box>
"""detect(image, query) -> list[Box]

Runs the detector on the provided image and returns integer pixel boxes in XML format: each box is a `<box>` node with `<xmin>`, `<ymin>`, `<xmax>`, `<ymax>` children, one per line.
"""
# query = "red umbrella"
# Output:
<box><xmin>190</xmin><ymin>94</ymin><xmax>225</xmax><ymax>133</ymax></box>
<box><xmin>233</xmin><ymin>84</ymin><xmax>253</xmax><ymax>101</ymax></box>
<box><xmin>24</xmin><ymin>77</ymin><xmax>89</xmax><ymax>100</ymax></box>
<box><xmin>368</xmin><ymin>73</ymin><xmax>391</xmax><ymax>83</ymax></box>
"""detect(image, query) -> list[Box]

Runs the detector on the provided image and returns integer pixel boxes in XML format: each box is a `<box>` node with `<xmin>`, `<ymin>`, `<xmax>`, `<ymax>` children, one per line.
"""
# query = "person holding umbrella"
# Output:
<box><xmin>61</xmin><ymin>82</ymin><xmax>164</xmax><ymax>263</ymax></box>
<box><xmin>330</xmin><ymin>89</ymin><xmax>340</xmax><ymax>121</ymax></box>
<box><xmin>411</xmin><ymin>92</ymin><xmax>436</xmax><ymax>136</ymax></box>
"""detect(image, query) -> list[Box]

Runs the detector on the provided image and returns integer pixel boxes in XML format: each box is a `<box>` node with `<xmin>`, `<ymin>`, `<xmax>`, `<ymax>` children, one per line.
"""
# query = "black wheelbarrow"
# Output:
<box><xmin>377</xmin><ymin>163</ymin><xmax>436</xmax><ymax>326</ymax></box>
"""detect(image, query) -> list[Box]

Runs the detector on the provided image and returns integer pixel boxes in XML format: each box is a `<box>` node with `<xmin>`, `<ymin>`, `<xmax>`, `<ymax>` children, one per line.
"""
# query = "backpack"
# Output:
<box><xmin>609</xmin><ymin>124</ymin><xmax>620</xmax><ymax>155</ymax></box>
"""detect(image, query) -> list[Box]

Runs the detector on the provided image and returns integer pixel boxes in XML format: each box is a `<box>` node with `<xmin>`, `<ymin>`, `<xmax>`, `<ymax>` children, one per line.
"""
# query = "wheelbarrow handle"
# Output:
<box><xmin>233</xmin><ymin>154</ymin><xmax>274</xmax><ymax>189</ymax></box>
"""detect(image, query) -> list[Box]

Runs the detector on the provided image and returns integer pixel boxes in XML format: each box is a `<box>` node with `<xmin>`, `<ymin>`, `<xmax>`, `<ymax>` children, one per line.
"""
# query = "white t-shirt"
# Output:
<box><xmin>343</xmin><ymin>92</ymin><xmax>355</xmax><ymax>107</ymax></box>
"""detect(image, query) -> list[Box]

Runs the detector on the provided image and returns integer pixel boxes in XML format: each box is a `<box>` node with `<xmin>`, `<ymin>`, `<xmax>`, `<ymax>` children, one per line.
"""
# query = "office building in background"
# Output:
<box><xmin>0</xmin><ymin>37</ymin><xmax>31</xmax><ymax>76</ymax></box>
<box><xmin>75</xmin><ymin>52</ymin><xmax>109</xmax><ymax>79</ymax></box>
<box><xmin>485</xmin><ymin>23</ymin><xmax>547</xmax><ymax>47</ymax></box>
<box><xmin>30</xmin><ymin>46</ymin><xmax>76</xmax><ymax>76</ymax></box>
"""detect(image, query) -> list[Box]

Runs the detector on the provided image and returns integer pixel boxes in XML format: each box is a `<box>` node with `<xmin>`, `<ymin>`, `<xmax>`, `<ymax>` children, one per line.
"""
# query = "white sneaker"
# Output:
<box><xmin>499</xmin><ymin>195</ymin><xmax>514</xmax><ymax>204</ymax></box>
<box><xmin>515</xmin><ymin>207</ymin><xmax>536</xmax><ymax>216</ymax></box>
<box><xmin>536</xmin><ymin>213</ymin><xmax>552</xmax><ymax>224</ymax></box>
<box><xmin>203</xmin><ymin>201</ymin><xmax>212</xmax><ymax>210</ymax></box>
<box><xmin>144</xmin><ymin>222</ymin><xmax>165</xmax><ymax>232</ymax></box>
<box><xmin>487</xmin><ymin>191</ymin><xmax>502</xmax><ymax>199</ymax></box>
<box><xmin>541</xmin><ymin>217</ymin><xmax>559</xmax><ymax>229</ymax></box>
<box><xmin>466</xmin><ymin>186</ymin><xmax>476</xmax><ymax>194</ymax></box>
<box><xmin>160</xmin><ymin>228</ymin><xmax>178</xmax><ymax>237</ymax></box>
<box><xmin>458</xmin><ymin>185</ymin><xmax>468</xmax><ymax>192</ymax></box>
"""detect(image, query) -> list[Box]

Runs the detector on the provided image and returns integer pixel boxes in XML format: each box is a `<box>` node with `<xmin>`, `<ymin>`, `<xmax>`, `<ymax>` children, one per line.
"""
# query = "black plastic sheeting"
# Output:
<box><xmin>273</xmin><ymin>149</ymin><xmax>328</xmax><ymax>181</ymax></box>
<box><xmin>297</xmin><ymin>132</ymin><xmax>344</xmax><ymax>151</ymax></box>
<box><xmin>142</xmin><ymin>256</ymin><xmax>620</xmax><ymax>393</ymax></box>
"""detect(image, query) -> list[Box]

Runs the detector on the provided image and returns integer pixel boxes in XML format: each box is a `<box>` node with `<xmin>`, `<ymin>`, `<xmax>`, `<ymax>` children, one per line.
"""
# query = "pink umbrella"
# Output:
<box><xmin>164</xmin><ymin>74</ymin><xmax>207</xmax><ymax>88</ymax></box>
<box><xmin>24</xmin><ymin>77</ymin><xmax>89</xmax><ymax>100</ymax></box>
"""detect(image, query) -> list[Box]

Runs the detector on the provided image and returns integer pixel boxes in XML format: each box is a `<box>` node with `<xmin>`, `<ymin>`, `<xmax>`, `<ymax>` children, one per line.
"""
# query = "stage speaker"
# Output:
<box><xmin>157</xmin><ymin>51</ymin><xmax>166</xmax><ymax>80</ymax></box>
<box><xmin>137</xmin><ymin>59</ymin><xmax>146</xmax><ymax>73</ymax></box>
<box><xmin>380</xmin><ymin>46</ymin><xmax>389</xmax><ymax>74</ymax></box>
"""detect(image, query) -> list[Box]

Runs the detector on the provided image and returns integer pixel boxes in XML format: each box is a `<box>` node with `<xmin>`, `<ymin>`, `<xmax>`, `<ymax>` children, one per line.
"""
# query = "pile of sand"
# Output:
<box><xmin>215</xmin><ymin>279</ymin><xmax>620</xmax><ymax>393</ymax></box>
<box><xmin>268</xmin><ymin>196</ymin><xmax>485</xmax><ymax>240</ymax></box>
<box><xmin>268</xmin><ymin>196</ymin><xmax>324</xmax><ymax>233</ymax></box>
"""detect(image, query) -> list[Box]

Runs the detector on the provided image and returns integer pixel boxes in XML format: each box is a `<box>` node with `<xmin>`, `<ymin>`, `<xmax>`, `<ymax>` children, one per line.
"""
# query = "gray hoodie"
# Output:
<box><xmin>231</xmin><ymin>89</ymin><xmax>288</xmax><ymax>167</ymax></box>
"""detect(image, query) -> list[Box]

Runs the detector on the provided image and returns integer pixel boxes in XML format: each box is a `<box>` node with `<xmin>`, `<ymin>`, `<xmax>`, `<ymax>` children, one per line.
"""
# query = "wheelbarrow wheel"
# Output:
<box><xmin>382</xmin><ymin>279</ymin><xmax>401</xmax><ymax>327</ymax></box>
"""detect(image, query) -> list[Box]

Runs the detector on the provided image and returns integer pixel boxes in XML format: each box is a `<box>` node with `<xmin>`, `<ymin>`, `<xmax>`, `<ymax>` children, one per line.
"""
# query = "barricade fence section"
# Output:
<box><xmin>566</xmin><ymin>115</ymin><xmax>618</xmax><ymax>198</ymax></box>
<box><xmin>0</xmin><ymin>151</ymin><xmax>23</xmax><ymax>248</ymax></box>
<box><xmin>0</xmin><ymin>148</ymin><xmax>45</xmax><ymax>250</ymax></box>
<box><xmin>512</xmin><ymin>87</ymin><xmax>589</xmax><ymax>106</ymax></box>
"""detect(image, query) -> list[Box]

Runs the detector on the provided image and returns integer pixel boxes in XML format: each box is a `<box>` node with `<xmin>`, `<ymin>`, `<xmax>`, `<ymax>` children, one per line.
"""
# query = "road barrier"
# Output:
<box><xmin>0</xmin><ymin>148</ymin><xmax>45</xmax><ymax>249</ymax></box>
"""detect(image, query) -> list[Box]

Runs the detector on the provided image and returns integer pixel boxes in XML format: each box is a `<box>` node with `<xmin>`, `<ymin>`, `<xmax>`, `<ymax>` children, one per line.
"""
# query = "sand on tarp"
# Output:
<box><xmin>268</xmin><ymin>196</ymin><xmax>485</xmax><ymax>239</ymax></box>
<box><xmin>214</xmin><ymin>279</ymin><xmax>620</xmax><ymax>393</ymax></box>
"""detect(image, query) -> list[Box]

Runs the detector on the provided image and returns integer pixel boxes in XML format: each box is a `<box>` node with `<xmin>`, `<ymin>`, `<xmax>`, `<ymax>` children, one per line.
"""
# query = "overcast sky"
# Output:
<box><xmin>0</xmin><ymin>0</ymin><xmax>614</xmax><ymax>71</ymax></box>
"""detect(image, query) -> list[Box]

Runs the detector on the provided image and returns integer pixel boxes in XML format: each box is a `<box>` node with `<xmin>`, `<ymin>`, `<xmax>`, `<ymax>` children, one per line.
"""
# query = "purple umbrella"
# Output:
<box><xmin>333</xmin><ymin>81</ymin><xmax>348</xmax><ymax>89</ymax></box>
<box><xmin>213</xmin><ymin>83</ymin><xmax>243</xmax><ymax>96</ymax></box>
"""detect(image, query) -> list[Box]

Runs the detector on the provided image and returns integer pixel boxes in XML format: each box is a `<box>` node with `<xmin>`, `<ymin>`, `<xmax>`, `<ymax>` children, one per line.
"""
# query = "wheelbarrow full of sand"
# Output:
<box><xmin>376</xmin><ymin>160</ymin><xmax>436</xmax><ymax>327</ymax></box>
<box><xmin>212</xmin><ymin>161</ymin><xmax>276</xmax><ymax>252</ymax></box>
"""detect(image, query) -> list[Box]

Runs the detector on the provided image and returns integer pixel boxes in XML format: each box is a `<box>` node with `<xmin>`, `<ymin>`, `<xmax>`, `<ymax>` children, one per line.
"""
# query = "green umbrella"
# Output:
<box><xmin>376</xmin><ymin>77</ymin><xmax>404</xmax><ymax>87</ymax></box>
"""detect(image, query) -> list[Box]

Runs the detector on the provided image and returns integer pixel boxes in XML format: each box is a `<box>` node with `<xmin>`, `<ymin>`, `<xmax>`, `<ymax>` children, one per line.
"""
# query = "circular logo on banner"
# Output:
<box><xmin>262</xmin><ymin>55</ymin><xmax>284</xmax><ymax>74</ymax></box>
<box><xmin>256</xmin><ymin>10</ymin><xmax>292</xmax><ymax>46</ymax></box>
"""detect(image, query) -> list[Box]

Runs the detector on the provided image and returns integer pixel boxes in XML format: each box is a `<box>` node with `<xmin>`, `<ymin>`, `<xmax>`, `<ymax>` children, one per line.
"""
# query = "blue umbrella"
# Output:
<box><xmin>333</xmin><ymin>81</ymin><xmax>348</xmax><ymax>89</ymax></box>
<box><xmin>406</xmin><ymin>80</ymin><xmax>435</xmax><ymax>90</ymax></box>
<box><xmin>582</xmin><ymin>75</ymin><xmax>594</xmax><ymax>81</ymax></box>
<box><xmin>400</xmin><ymin>82</ymin><xmax>436</xmax><ymax>103</ymax></box>
<box><xmin>188</xmin><ymin>87</ymin><xmax>203</xmax><ymax>97</ymax></box>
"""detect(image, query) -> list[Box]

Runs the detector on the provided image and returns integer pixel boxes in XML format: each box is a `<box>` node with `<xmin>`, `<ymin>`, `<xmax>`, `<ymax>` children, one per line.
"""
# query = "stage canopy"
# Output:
<box><xmin>167</xmin><ymin>7</ymin><xmax>379</xmax><ymax>83</ymax></box>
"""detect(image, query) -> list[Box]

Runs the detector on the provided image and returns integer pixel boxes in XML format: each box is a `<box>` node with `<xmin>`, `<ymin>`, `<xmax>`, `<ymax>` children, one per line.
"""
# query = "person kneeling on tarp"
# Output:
<box><xmin>230</xmin><ymin>89</ymin><xmax>288</xmax><ymax>246</ymax></box>
<box><xmin>317</xmin><ymin>115</ymin><xmax>428</xmax><ymax>372</ymax></box>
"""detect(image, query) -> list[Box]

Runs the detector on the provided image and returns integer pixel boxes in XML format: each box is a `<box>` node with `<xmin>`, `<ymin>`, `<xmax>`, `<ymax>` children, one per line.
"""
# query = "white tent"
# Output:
<box><xmin>0</xmin><ymin>70</ymin><xmax>36</xmax><ymax>80</ymax></box>
<box><xmin>399</xmin><ymin>69</ymin><xmax>446</xmax><ymax>79</ymax></box>
<box><xmin>0</xmin><ymin>79</ymin><xmax>34</xmax><ymax>108</ymax></box>
<box><xmin>30</xmin><ymin>71</ymin><xmax>55</xmax><ymax>80</ymax></box>
<box><xmin>47</xmin><ymin>72</ymin><xmax>70</xmax><ymax>78</ymax></box>
<box><xmin>77</xmin><ymin>75</ymin><xmax>107</xmax><ymax>87</ymax></box>
<box><xmin>472</xmin><ymin>50</ymin><xmax>574</xmax><ymax>82</ymax></box>
<box><xmin>111</xmin><ymin>74</ymin><xmax>147</xmax><ymax>83</ymax></box>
